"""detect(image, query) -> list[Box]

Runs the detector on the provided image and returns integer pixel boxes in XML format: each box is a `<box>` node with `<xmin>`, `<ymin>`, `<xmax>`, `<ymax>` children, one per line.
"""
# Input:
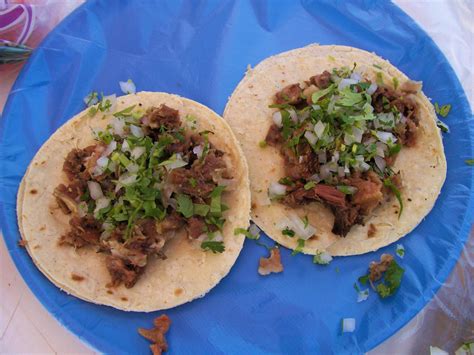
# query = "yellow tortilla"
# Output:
<box><xmin>223</xmin><ymin>44</ymin><xmax>446</xmax><ymax>256</ymax></box>
<box><xmin>17</xmin><ymin>92</ymin><xmax>251</xmax><ymax>311</ymax></box>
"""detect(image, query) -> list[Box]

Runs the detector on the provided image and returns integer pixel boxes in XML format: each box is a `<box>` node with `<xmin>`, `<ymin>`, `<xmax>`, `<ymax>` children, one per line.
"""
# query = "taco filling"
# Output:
<box><xmin>54</xmin><ymin>104</ymin><xmax>232</xmax><ymax>288</ymax></box>
<box><xmin>265</xmin><ymin>65</ymin><xmax>422</xmax><ymax>237</ymax></box>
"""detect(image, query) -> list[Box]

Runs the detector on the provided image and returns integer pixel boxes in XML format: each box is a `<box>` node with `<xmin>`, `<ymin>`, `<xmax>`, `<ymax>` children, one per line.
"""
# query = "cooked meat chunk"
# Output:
<box><xmin>62</xmin><ymin>147</ymin><xmax>94</xmax><ymax>180</ymax></box>
<box><xmin>314</xmin><ymin>185</ymin><xmax>347</xmax><ymax>208</ymax></box>
<box><xmin>369</xmin><ymin>254</ymin><xmax>394</xmax><ymax>282</ymax></box>
<box><xmin>142</xmin><ymin>104</ymin><xmax>181</xmax><ymax>130</ymax></box>
<box><xmin>187</xmin><ymin>217</ymin><xmax>206</xmax><ymax>238</ymax></box>
<box><xmin>265</xmin><ymin>124</ymin><xmax>283</xmax><ymax>146</ymax></box>
<box><xmin>331</xmin><ymin>206</ymin><xmax>362</xmax><ymax>237</ymax></box>
<box><xmin>168</xmin><ymin>168</ymin><xmax>215</xmax><ymax>198</ymax></box>
<box><xmin>310</xmin><ymin>70</ymin><xmax>332</xmax><ymax>89</ymax></box>
<box><xmin>157</xmin><ymin>211</ymin><xmax>185</xmax><ymax>234</ymax></box>
<box><xmin>138</xmin><ymin>315</ymin><xmax>171</xmax><ymax>355</ymax></box>
<box><xmin>399</xmin><ymin>80</ymin><xmax>422</xmax><ymax>93</ymax></box>
<box><xmin>258</xmin><ymin>248</ymin><xmax>283</xmax><ymax>276</ymax></box>
<box><xmin>106</xmin><ymin>255</ymin><xmax>143</xmax><ymax>288</ymax></box>
<box><xmin>274</xmin><ymin>84</ymin><xmax>303</xmax><ymax>105</ymax></box>
<box><xmin>60</xmin><ymin>215</ymin><xmax>102</xmax><ymax>248</ymax></box>
<box><xmin>281</xmin><ymin>144</ymin><xmax>318</xmax><ymax>180</ymax></box>
<box><xmin>367</xmin><ymin>223</ymin><xmax>377</xmax><ymax>238</ymax></box>
<box><xmin>348</xmin><ymin>171</ymin><xmax>383</xmax><ymax>214</ymax></box>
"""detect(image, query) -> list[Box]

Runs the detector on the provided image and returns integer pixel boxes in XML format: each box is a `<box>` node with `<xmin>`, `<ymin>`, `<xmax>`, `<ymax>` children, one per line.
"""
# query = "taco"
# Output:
<box><xmin>17</xmin><ymin>91</ymin><xmax>250</xmax><ymax>311</ymax></box>
<box><xmin>223</xmin><ymin>45</ymin><xmax>446</xmax><ymax>256</ymax></box>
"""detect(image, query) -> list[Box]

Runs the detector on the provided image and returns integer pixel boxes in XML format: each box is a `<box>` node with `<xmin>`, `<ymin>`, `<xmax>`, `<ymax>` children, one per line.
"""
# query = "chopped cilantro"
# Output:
<box><xmin>396</xmin><ymin>244</ymin><xmax>405</xmax><ymax>258</ymax></box>
<box><xmin>302</xmin><ymin>215</ymin><xmax>309</xmax><ymax>228</ymax></box>
<box><xmin>282</xmin><ymin>227</ymin><xmax>295</xmax><ymax>238</ymax></box>
<box><xmin>358</xmin><ymin>275</ymin><xmax>369</xmax><ymax>285</ymax></box>
<box><xmin>234</xmin><ymin>227</ymin><xmax>259</xmax><ymax>240</ymax></box>
<box><xmin>278</xmin><ymin>177</ymin><xmax>294</xmax><ymax>186</ymax></box>
<box><xmin>201</xmin><ymin>241</ymin><xmax>225</xmax><ymax>253</ymax></box>
<box><xmin>176</xmin><ymin>194</ymin><xmax>194</xmax><ymax>218</ymax></box>
<box><xmin>434</xmin><ymin>102</ymin><xmax>451</xmax><ymax>117</ymax></box>
<box><xmin>436</xmin><ymin>118</ymin><xmax>450</xmax><ymax>133</ymax></box>
<box><xmin>375</xmin><ymin>260</ymin><xmax>404</xmax><ymax>298</ymax></box>
<box><xmin>383</xmin><ymin>177</ymin><xmax>403</xmax><ymax>218</ymax></box>
<box><xmin>337</xmin><ymin>185</ymin><xmax>355</xmax><ymax>195</ymax></box>
<box><xmin>189</xmin><ymin>177</ymin><xmax>197</xmax><ymax>187</ymax></box>
<box><xmin>465</xmin><ymin>159</ymin><xmax>474</xmax><ymax>166</ymax></box>
<box><xmin>373</xmin><ymin>64</ymin><xmax>383</xmax><ymax>70</ymax></box>
<box><xmin>84</xmin><ymin>91</ymin><xmax>99</xmax><ymax>106</ymax></box>
<box><xmin>312</xmin><ymin>84</ymin><xmax>335</xmax><ymax>104</ymax></box>
<box><xmin>88</xmin><ymin>106</ymin><xmax>98</xmax><ymax>117</ymax></box>
<box><xmin>113</xmin><ymin>105</ymin><xmax>136</xmax><ymax>117</ymax></box>
<box><xmin>193</xmin><ymin>204</ymin><xmax>210</xmax><ymax>217</ymax></box>
<box><xmin>376</xmin><ymin>72</ymin><xmax>384</xmax><ymax>86</ymax></box>
<box><xmin>313</xmin><ymin>251</ymin><xmax>332</xmax><ymax>265</ymax></box>
<box><xmin>392</xmin><ymin>77</ymin><xmax>399</xmax><ymax>90</ymax></box>
<box><xmin>304</xmin><ymin>181</ymin><xmax>316</xmax><ymax>190</ymax></box>
<box><xmin>291</xmin><ymin>239</ymin><xmax>305</xmax><ymax>256</ymax></box>
<box><xmin>209</xmin><ymin>186</ymin><xmax>226</xmax><ymax>216</ymax></box>
<box><xmin>259</xmin><ymin>140</ymin><xmax>267</xmax><ymax>148</ymax></box>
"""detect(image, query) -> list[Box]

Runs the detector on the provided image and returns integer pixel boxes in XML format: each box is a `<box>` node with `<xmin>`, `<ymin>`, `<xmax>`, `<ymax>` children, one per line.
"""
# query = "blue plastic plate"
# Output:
<box><xmin>0</xmin><ymin>0</ymin><xmax>473</xmax><ymax>353</ymax></box>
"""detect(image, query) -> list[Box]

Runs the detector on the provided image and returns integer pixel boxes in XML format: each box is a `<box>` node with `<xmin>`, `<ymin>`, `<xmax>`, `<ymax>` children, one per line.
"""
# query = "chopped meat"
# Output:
<box><xmin>310</xmin><ymin>70</ymin><xmax>332</xmax><ymax>89</ymax></box>
<box><xmin>265</xmin><ymin>124</ymin><xmax>283</xmax><ymax>146</ymax></box>
<box><xmin>371</xmin><ymin>87</ymin><xmax>399</xmax><ymax>113</ymax></box>
<box><xmin>331</xmin><ymin>206</ymin><xmax>362</xmax><ymax>237</ymax></box>
<box><xmin>54</xmin><ymin>184</ymin><xmax>82</xmax><ymax>214</ymax></box>
<box><xmin>105</xmin><ymin>255</ymin><xmax>143</xmax><ymax>288</ymax></box>
<box><xmin>85</xmin><ymin>144</ymin><xmax>105</xmax><ymax>177</ymax></box>
<box><xmin>195</xmin><ymin>149</ymin><xmax>227</xmax><ymax>180</ymax></box>
<box><xmin>367</xmin><ymin>223</ymin><xmax>377</xmax><ymax>238</ymax></box>
<box><xmin>399</xmin><ymin>80</ymin><xmax>422</xmax><ymax>93</ymax></box>
<box><xmin>281</xmin><ymin>144</ymin><xmax>318</xmax><ymax>180</ymax></box>
<box><xmin>187</xmin><ymin>217</ymin><xmax>206</xmax><ymax>238</ymax></box>
<box><xmin>274</xmin><ymin>84</ymin><xmax>303</xmax><ymax>105</ymax></box>
<box><xmin>168</xmin><ymin>168</ymin><xmax>215</xmax><ymax>198</ymax></box>
<box><xmin>18</xmin><ymin>239</ymin><xmax>27</xmax><ymax>247</ymax></box>
<box><xmin>404</xmin><ymin>119</ymin><xmax>418</xmax><ymax>147</ymax></box>
<box><xmin>369</xmin><ymin>254</ymin><xmax>394</xmax><ymax>282</ymax></box>
<box><xmin>258</xmin><ymin>248</ymin><xmax>283</xmax><ymax>276</ymax></box>
<box><xmin>138</xmin><ymin>315</ymin><xmax>171</xmax><ymax>355</ymax></box>
<box><xmin>62</xmin><ymin>147</ymin><xmax>94</xmax><ymax>180</ymax></box>
<box><xmin>347</xmin><ymin>171</ymin><xmax>383</xmax><ymax>214</ymax></box>
<box><xmin>157</xmin><ymin>211</ymin><xmax>185</xmax><ymax>234</ymax></box>
<box><xmin>60</xmin><ymin>215</ymin><xmax>102</xmax><ymax>248</ymax></box>
<box><xmin>314</xmin><ymin>184</ymin><xmax>347</xmax><ymax>208</ymax></box>
<box><xmin>142</xmin><ymin>104</ymin><xmax>181</xmax><ymax>130</ymax></box>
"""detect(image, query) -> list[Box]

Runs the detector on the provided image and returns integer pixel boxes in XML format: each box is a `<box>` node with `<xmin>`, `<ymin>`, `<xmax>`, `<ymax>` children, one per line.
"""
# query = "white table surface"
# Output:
<box><xmin>0</xmin><ymin>1</ymin><xmax>472</xmax><ymax>354</ymax></box>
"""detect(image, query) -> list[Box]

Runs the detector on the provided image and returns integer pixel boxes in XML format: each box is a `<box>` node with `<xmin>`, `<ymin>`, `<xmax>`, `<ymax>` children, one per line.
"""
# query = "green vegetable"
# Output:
<box><xmin>337</xmin><ymin>185</ymin><xmax>356</xmax><ymax>195</ymax></box>
<box><xmin>302</xmin><ymin>215</ymin><xmax>309</xmax><ymax>229</ymax></box>
<box><xmin>434</xmin><ymin>102</ymin><xmax>451</xmax><ymax>117</ymax></box>
<box><xmin>337</xmin><ymin>88</ymin><xmax>364</xmax><ymax>107</ymax></box>
<box><xmin>209</xmin><ymin>186</ymin><xmax>226</xmax><ymax>216</ymax></box>
<box><xmin>466</xmin><ymin>159</ymin><xmax>474</xmax><ymax>166</ymax></box>
<box><xmin>291</xmin><ymin>239</ymin><xmax>305</xmax><ymax>256</ymax></box>
<box><xmin>278</xmin><ymin>177</ymin><xmax>294</xmax><ymax>186</ymax></box>
<box><xmin>282</xmin><ymin>227</ymin><xmax>295</xmax><ymax>238</ymax></box>
<box><xmin>373</xmin><ymin>64</ymin><xmax>383</xmax><ymax>70</ymax></box>
<box><xmin>88</xmin><ymin>107</ymin><xmax>98</xmax><ymax>117</ymax></box>
<box><xmin>376</xmin><ymin>72</ymin><xmax>384</xmax><ymax>86</ymax></box>
<box><xmin>312</xmin><ymin>251</ymin><xmax>332</xmax><ymax>265</ymax></box>
<box><xmin>234</xmin><ymin>227</ymin><xmax>259</xmax><ymax>240</ymax></box>
<box><xmin>392</xmin><ymin>77</ymin><xmax>399</xmax><ymax>90</ymax></box>
<box><xmin>113</xmin><ymin>105</ymin><xmax>136</xmax><ymax>117</ymax></box>
<box><xmin>436</xmin><ymin>118</ymin><xmax>450</xmax><ymax>133</ymax></box>
<box><xmin>383</xmin><ymin>177</ymin><xmax>403</xmax><ymax>218</ymax></box>
<box><xmin>375</xmin><ymin>260</ymin><xmax>404</xmax><ymax>298</ymax></box>
<box><xmin>259</xmin><ymin>140</ymin><xmax>267</xmax><ymax>148</ymax></box>
<box><xmin>201</xmin><ymin>241</ymin><xmax>225</xmax><ymax>253</ymax></box>
<box><xmin>304</xmin><ymin>181</ymin><xmax>316</xmax><ymax>190</ymax></box>
<box><xmin>176</xmin><ymin>194</ymin><xmax>194</xmax><ymax>218</ymax></box>
<box><xmin>358</xmin><ymin>275</ymin><xmax>369</xmax><ymax>285</ymax></box>
<box><xmin>189</xmin><ymin>177</ymin><xmax>197</xmax><ymax>187</ymax></box>
<box><xmin>312</xmin><ymin>84</ymin><xmax>335</xmax><ymax>104</ymax></box>
<box><xmin>193</xmin><ymin>204</ymin><xmax>210</xmax><ymax>217</ymax></box>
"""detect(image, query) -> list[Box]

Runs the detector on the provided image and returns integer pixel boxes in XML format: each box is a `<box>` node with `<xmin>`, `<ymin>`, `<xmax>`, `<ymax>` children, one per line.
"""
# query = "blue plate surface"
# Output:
<box><xmin>0</xmin><ymin>0</ymin><xmax>473</xmax><ymax>353</ymax></box>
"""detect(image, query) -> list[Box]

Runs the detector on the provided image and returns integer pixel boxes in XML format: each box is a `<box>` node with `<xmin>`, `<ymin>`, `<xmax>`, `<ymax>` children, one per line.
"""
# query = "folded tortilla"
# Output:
<box><xmin>17</xmin><ymin>92</ymin><xmax>251</xmax><ymax>311</ymax></box>
<box><xmin>223</xmin><ymin>44</ymin><xmax>446</xmax><ymax>256</ymax></box>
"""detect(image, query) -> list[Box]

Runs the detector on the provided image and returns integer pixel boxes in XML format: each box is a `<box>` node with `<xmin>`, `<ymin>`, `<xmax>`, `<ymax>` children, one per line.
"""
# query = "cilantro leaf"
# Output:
<box><xmin>282</xmin><ymin>227</ymin><xmax>295</xmax><ymax>238</ymax></box>
<box><xmin>383</xmin><ymin>177</ymin><xmax>403</xmax><ymax>218</ymax></box>
<box><xmin>113</xmin><ymin>105</ymin><xmax>136</xmax><ymax>117</ymax></box>
<box><xmin>302</xmin><ymin>215</ymin><xmax>309</xmax><ymax>229</ymax></box>
<box><xmin>304</xmin><ymin>181</ymin><xmax>316</xmax><ymax>190</ymax></box>
<box><xmin>209</xmin><ymin>186</ymin><xmax>226</xmax><ymax>216</ymax></box>
<box><xmin>176</xmin><ymin>194</ymin><xmax>193</xmax><ymax>218</ymax></box>
<box><xmin>193</xmin><ymin>204</ymin><xmax>210</xmax><ymax>217</ymax></box>
<box><xmin>234</xmin><ymin>227</ymin><xmax>259</xmax><ymax>240</ymax></box>
<box><xmin>312</xmin><ymin>84</ymin><xmax>335</xmax><ymax>104</ymax></box>
<box><xmin>434</xmin><ymin>102</ymin><xmax>451</xmax><ymax>117</ymax></box>
<box><xmin>201</xmin><ymin>241</ymin><xmax>225</xmax><ymax>253</ymax></box>
<box><xmin>375</xmin><ymin>260</ymin><xmax>404</xmax><ymax>298</ymax></box>
<box><xmin>259</xmin><ymin>140</ymin><xmax>267</xmax><ymax>148</ymax></box>
<box><xmin>291</xmin><ymin>239</ymin><xmax>305</xmax><ymax>256</ymax></box>
<box><xmin>436</xmin><ymin>118</ymin><xmax>450</xmax><ymax>133</ymax></box>
<box><xmin>358</xmin><ymin>275</ymin><xmax>369</xmax><ymax>285</ymax></box>
<box><xmin>466</xmin><ymin>159</ymin><xmax>474</xmax><ymax>166</ymax></box>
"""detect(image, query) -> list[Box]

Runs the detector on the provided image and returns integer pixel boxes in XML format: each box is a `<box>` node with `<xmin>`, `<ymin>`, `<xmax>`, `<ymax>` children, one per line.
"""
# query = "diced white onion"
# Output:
<box><xmin>103</xmin><ymin>141</ymin><xmax>117</xmax><ymax>157</ymax></box>
<box><xmin>319</xmin><ymin>164</ymin><xmax>331</xmax><ymax>179</ymax></box>
<box><xmin>374</xmin><ymin>156</ymin><xmax>386</xmax><ymax>172</ymax></box>
<box><xmin>338</xmin><ymin>78</ymin><xmax>358</xmax><ymax>90</ymax></box>
<box><xmin>196</xmin><ymin>233</ymin><xmax>208</xmax><ymax>242</ymax></box>
<box><xmin>78</xmin><ymin>202</ymin><xmax>88</xmax><ymax>217</ymax></box>
<box><xmin>193</xmin><ymin>145</ymin><xmax>204</xmax><ymax>158</ymax></box>
<box><xmin>352</xmin><ymin>127</ymin><xmax>364</xmax><ymax>143</ymax></box>
<box><xmin>314</xmin><ymin>121</ymin><xmax>326</xmax><ymax>138</ymax></box>
<box><xmin>94</xmin><ymin>197</ymin><xmax>110</xmax><ymax>216</ymax></box>
<box><xmin>314</xmin><ymin>251</ymin><xmax>333</xmax><ymax>264</ymax></box>
<box><xmin>130</xmin><ymin>125</ymin><xmax>144</xmax><ymax>138</ymax></box>
<box><xmin>367</xmin><ymin>82</ymin><xmax>378</xmax><ymax>95</ymax></box>
<box><xmin>121</xmin><ymin>140</ymin><xmax>130</xmax><ymax>152</ymax></box>
<box><xmin>304</xmin><ymin>131</ymin><xmax>317</xmax><ymax>145</ymax></box>
<box><xmin>338</xmin><ymin>166</ymin><xmax>345</xmax><ymax>177</ymax></box>
<box><xmin>96</xmin><ymin>156</ymin><xmax>109</xmax><ymax>168</ymax></box>
<box><xmin>168</xmin><ymin>197</ymin><xmax>177</xmax><ymax>209</ymax></box>
<box><xmin>87</xmin><ymin>181</ymin><xmax>104</xmax><ymax>200</ymax></box>
<box><xmin>308</xmin><ymin>174</ymin><xmax>321</xmax><ymax>183</ymax></box>
<box><xmin>92</xmin><ymin>165</ymin><xmax>105</xmax><ymax>177</ymax></box>
<box><xmin>268</xmin><ymin>182</ymin><xmax>287</xmax><ymax>198</ymax></box>
<box><xmin>331</xmin><ymin>152</ymin><xmax>340</xmax><ymax>164</ymax></box>
<box><xmin>312</xmin><ymin>105</ymin><xmax>321</xmax><ymax>110</ymax></box>
<box><xmin>357</xmin><ymin>289</ymin><xmax>369</xmax><ymax>303</ymax></box>
<box><xmin>375</xmin><ymin>142</ymin><xmax>386</xmax><ymax>157</ymax></box>
<box><xmin>376</xmin><ymin>131</ymin><xmax>397</xmax><ymax>144</ymax></box>
<box><xmin>318</xmin><ymin>151</ymin><xmax>327</xmax><ymax>164</ymax></box>
<box><xmin>112</xmin><ymin>117</ymin><xmax>125</xmax><ymax>136</ymax></box>
<box><xmin>119</xmin><ymin>173</ymin><xmax>138</xmax><ymax>185</ymax></box>
<box><xmin>288</xmin><ymin>109</ymin><xmax>298</xmax><ymax>123</ymax></box>
<box><xmin>162</xmin><ymin>153</ymin><xmax>188</xmax><ymax>170</ymax></box>
<box><xmin>350</xmin><ymin>72</ymin><xmax>362</xmax><ymax>82</ymax></box>
<box><xmin>127</xmin><ymin>163</ymin><xmax>139</xmax><ymax>173</ymax></box>
<box><xmin>103</xmin><ymin>94</ymin><xmax>117</xmax><ymax>112</ymax></box>
<box><xmin>342</xmin><ymin>318</ymin><xmax>356</xmax><ymax>333</ymax></box>
<box><xmin>298</xmin><ymin>110</ymin><xmax>310</xmax><ymax>122</ymax></box>
<box><xmin>360</xmin><ymin>162</ymin><xmax>371</xmax><ymax>172</ymax></box>
<box><xmin>131</xmin><ymin>146</ymin><xmax>145</xmax><ymax>160</ymax></box>
<box><xmin>400</xmin><ymin>114</ymin><xmax>407</xmax><ymax>124</ymax></box>
<box><xmin>430</xmin><ymin>346</ymin><xmax>449</xmax><ymax>355</ymax></box>
<box><xmin>272</xmin><ymin>111</ymin><xmax>282</xmax><ymax>127</ymax></box>
<box><xmin>249</xmin><ymin>223</ymin><xmax>261</xmax><ymax>239</ymax></box>
<box><xmin>119</xmin><ymin>79</ymin><xmax>136</xmax><ymax>94</ymax></box>
<box><xmin>210</xmin><ymin>231</ymin><xmax>224</xmax><ymax>242</ymax></box>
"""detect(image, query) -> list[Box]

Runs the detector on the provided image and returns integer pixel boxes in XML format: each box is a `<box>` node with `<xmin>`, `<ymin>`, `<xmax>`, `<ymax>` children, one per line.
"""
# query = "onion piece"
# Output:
<box><xmin>127</xmin><ymin>163</ymin><xmax>139</xmax><ymax>173</ymax></box>
<box><xmin>350</xmin><ymin>72</ymin><xmax>362</xmax><ymax>82</ymax></box>
<box><xmin>375</xmin><ymin>142</ymin><xmax>386</xmax><ymax>157</ymax></box>
<box><xmin>103</xmin><ymin>141</ymin><xmax>117</xmax><ymax>157</ymax></box>
<box><xmin>357</xmin><ymin>289</ymin><xmax>369</xmax><ymax>303</ymax></box>
<box><xmin>131</xmin><ymin>146</ymin><xmax>145</xmax><ymax>160</ymax></box>
<box><xmin>94</xmin><ymin>197</ymin><xmax>110</xmax><ymax>216</ymax></box>
<box><xmin>272</xmin><ymin>111</ymin><xmax>282</xmax><ymax>127</ymax></box>
<box><xmin>304</xmin><ymin>131</ymin><xmax>317</xmax><ymax>145</ymax></box>
<box><xmin>87</xmin><ymin>181</ymin><xmax>104</xmax><ymax>200</ymax></box>
<box><xmin>298</xmin><ymin>110</ymin><xmax>310</xmax><ymax>122</ymax></box>
<box><xmin>374</xmin><ymin>156</ymin><xmax>386</xmax><ymax>172</ymax></box>
<box><xmin>121</xmin><ymin>140</ymin><xmax>130</xmax><ymax>152</ymax></box>
<box><xmin>209</xmin><ymin>231</ymin><xmax>223</xmax><ymax>242</ymax></box>
<box><xmin>160</xmin><ymin>153</ymin><xmax>188</xmax><ymax>170</ymax></box>
<box><xmin>317</xmin><ymin>151</ymin><xmax>327</xmax><ymax>164</ymax></box>
<box><xmin>342</xmin><ymin>318</ymin><xmax>356</xmax><ymax>333</ymax></box>
<box><xmin>313</xmin><ymin>251</ymin><xmax>333</xmax><ymax>264</ymax></box>
<box><xmin>319</xmin><ymin>164</ymin><xmax>331</xmax><ymax>179</ymax></box>
<box><xmin>352</xmin><ymin>127</ymin><xmax>364</xmax><ymax>143</ymax></box>
<box><xmin>193</xmin><ymin>145</ymin><xmax>204</xmax><ymax>158</ymax></box>
<box><xmin>376</xmin><ymin>131</ymin><xmax>397</xmax><ymax>144</ymax></box>
<box><xmin>119</xmin><ymin>79</ymin><xmax>136</xmax><ymax>94</ymax></box>
<box><xmin>338</xmin><ymin>78</ymin><xmax>358</xmax><ymax>90</ymax></box>
<box><xmin>277</xmin><ymin>214</ymin><xmax>316</xmax><ymax>240</ymax></box>
<box><xmin>308</xmin><ymin>174</ymin><xmax>321</xmax><ymax>183</ymax></box>
<box><xmin>249</xmin><ymin>223</ymin><xmax>261</xmax><ymax>239</ymax></box>
<box><xmin>96</xmin><ymin>156</ymin><xmax>109</xmax><ymax>168</ymax></box>
<box><xmin>111</xmin><ymin>117</ymin><xmax>125</xmax><ymax>136</ymax></box>
<box><xmin>268</xmin><ymin>182</ymin><xmax>287</xmax><ymax>198</ymax></box>
<box><xmin>130</xmin><ymin>125</ymin><xmax>144</xmax><ymax>138</ymax></box>
<box><xmin>288</xmin><ymin>109</ymin><xmax>298</xmax><ymax>123</ymax></box>
<box><xmin>337</xmin><ymin>166</ymin><xmax>345</xmax><ymax>177</ymax></box>
<box><xmin>366</xmin><ymin>82</ymin><xmax>378</xmax><ymax>95</ymax></box>
<box><xmin>119</xmin><ymin>173</ymin><xmax>138</xmax><ymax>186</ymax></box>
<box><xmin>314</xmin><ymin>121</ymin><xmax>325</xmax><ymax>138</ymax></box>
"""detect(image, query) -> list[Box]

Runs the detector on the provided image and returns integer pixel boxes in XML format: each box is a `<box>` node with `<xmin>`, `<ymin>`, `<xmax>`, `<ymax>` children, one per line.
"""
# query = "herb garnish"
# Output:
<box><xmin>375</xmin><ymin>260</ymin><xmax>404</xmax><ymax>298</ymax></box>
<box><xmin>383</xmin><ymin>178</ymin><xmax>403</xmax><ymax>218</ymax></box>
<box><xmin>291</xmin><ymin>239</ymin><xmax>305</xmax><ymax>256</ymax></box>
<box><xmin>466</xmin><ymin>159</ymin><xmax>474</xmax><ymax>166</ymax></box>
<box><xmin>234</xmin><ymin>227</ymin><xmax>260</xmax><ymax>240</ymax></box>
<box><xmin>434</xmin><ymin>102</ymin><xmax>451</xmax><ymax>117</ymax></box>
<box><xmin>282</xmin><ymin>227</ymin><xmax>295</xmax><ymax>238</ymax></box>
<box><xmin>201</xmin><ymin>241</ymin><xmax>225</xmax><ymax>253</ymax></box>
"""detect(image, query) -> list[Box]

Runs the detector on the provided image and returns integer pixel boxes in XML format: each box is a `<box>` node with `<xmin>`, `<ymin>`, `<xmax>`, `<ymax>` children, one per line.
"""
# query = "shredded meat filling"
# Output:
<box><xmin>138</xmin><ymin>315</ymin><xmax>171</xmax><ymax>355</ymax></box>
<box><xmin>369</xmin><ymin>254</ymin><xmax>394</xmax><ymax>282</ymax></box>
<box><xmin>258</xmin><ymin>248</ymin><xmax>284</xmax><ymax>276</ymax></box>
